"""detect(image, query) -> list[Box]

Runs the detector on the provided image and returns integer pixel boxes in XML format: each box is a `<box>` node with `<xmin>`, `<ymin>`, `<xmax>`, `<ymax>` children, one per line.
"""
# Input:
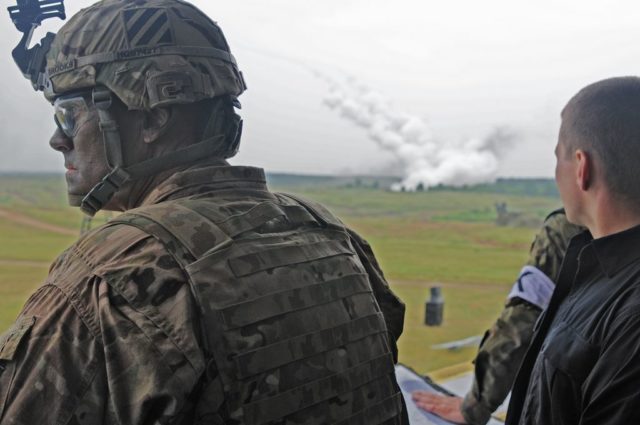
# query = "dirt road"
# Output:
<box><xmin>0</xmin><ymin>208</ymin><xmax>77</xmax><ymax>236</ymax></box>
<box><xmin>0</xmin><ymin>259</ymin><xmax>50</xmax><ymax>268</ymax></box>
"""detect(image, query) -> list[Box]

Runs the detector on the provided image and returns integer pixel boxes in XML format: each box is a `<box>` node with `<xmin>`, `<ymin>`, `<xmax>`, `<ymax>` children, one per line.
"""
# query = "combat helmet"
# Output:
<box><xmin>8</xmin><ymin>0</ymin><xmax>247</xmax><ymax>216</ymax></box>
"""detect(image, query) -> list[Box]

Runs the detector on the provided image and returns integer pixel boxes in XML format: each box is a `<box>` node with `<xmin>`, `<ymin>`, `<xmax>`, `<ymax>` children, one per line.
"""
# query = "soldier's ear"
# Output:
<box><xmin>142</xmin><ymin>107</ymin><xmax>173</xmax><ymax>144</ymax></box>
<box><xmin>576</xmin><ymin>149</ymin><xmax>592</xmax><ymax>191</ymax></box>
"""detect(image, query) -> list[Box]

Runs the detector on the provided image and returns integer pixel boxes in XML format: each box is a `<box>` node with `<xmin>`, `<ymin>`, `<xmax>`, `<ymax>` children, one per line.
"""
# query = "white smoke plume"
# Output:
<box><xmin>318</xmin><ymin>72</ymin><xmax>515</xmax><ymax>191</ymax></box>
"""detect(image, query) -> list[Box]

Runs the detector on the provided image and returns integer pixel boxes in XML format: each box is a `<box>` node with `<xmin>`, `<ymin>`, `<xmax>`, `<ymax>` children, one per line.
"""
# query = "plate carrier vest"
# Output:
<box><xmin>109</xmin><ymin>192</ymin><xmax>404</xmax><ymax>424</ymax></box>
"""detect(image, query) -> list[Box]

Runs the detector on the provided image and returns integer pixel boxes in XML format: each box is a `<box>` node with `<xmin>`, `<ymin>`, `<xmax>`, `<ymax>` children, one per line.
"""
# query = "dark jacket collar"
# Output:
<box><xmin>589</xmin><ymin>224</ymin><xmax>640</xmax><ymax>278</ymax></box>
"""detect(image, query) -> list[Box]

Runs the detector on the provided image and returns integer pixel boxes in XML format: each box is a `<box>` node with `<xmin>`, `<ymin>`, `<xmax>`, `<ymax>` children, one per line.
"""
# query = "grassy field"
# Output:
<box><xmin>0</xmin><ymin>174</ymin><xmax>561</xmax><ymax>374</ymax></box>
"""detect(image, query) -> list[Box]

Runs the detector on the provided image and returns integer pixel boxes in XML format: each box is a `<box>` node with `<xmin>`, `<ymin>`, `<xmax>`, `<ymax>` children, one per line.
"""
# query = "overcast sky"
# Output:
<box><xmin>0</xmin><ymin>0</ymin><xmax>639</xmax><ymax>179</ymax></box>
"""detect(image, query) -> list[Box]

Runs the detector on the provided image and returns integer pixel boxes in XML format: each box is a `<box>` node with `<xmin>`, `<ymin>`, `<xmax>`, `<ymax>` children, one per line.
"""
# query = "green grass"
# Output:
<box><xmin>0</xmin><ymin>265</ymin><xmax>48</xmax><ymax>331</ymax></box>
<box><xmin>345</xmin><ymin>218</ymin><xmax>532</xmax><ymax>284</ymax></box>
<box><xmin>393</xmin><ymin>282</ymin><xmax>507</xmax><ymax>372</ymax></box>
<box><xmin>432</xmin><ymin>207</ymin><xmax>496</xmax><ymax>223</ymax></box>
<box><xmin>13</xmin><ymin>206</ymin><xmax>114</xmax><ymax>230</ymax></box>
<box><xmin>0</xmin><ymin>220</ymin><xmax>76</xmax><ymax>261</ymax></box>
<box><xmin>0</xmin><ymin>174</ymin><xmax>69</xmax><ymax>208</ymax></box>
<box><xmin>275</xmin><ymin>185</ymin><xmax>560</xmax><ymax>223</ymax></box>
<box><xmin>0</xmin><ymin>174</ymin><xmax>112</xmax><ymax>229</ymax></box>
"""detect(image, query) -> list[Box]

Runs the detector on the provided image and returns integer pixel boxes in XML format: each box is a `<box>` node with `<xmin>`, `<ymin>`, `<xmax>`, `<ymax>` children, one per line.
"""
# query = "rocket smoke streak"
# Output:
<box><xmin>318</xmin><ymin>73</ymin><xmax>515</xmax><ymax>190</ymax></box>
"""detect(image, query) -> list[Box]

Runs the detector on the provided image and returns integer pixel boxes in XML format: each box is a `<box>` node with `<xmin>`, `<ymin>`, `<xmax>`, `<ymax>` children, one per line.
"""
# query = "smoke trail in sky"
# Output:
<box><xmin>317</xmin><ymin>72</ymin><xmax>515</xmax><ymax>190</ymax></box>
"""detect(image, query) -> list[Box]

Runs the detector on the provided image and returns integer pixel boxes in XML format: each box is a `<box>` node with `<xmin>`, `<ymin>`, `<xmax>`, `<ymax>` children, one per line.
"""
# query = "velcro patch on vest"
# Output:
<box><xmin>220</xmin><ymin>273</ymin><xmax>371</xmax><ymax>329</ymax></box>
<box><xmin>233</xmin><ymin>312</ymin><xmax>387</xmax><ymax>379</ymax></box>
<box><xmin>122</xmin><ymin>8</ymin><xmax>174</xmax><ymax>47</ymax></box>
<box><xmin>228</xmin><ymin>239</ymin><xmax>353</xmax><ymax>278</ymax></box>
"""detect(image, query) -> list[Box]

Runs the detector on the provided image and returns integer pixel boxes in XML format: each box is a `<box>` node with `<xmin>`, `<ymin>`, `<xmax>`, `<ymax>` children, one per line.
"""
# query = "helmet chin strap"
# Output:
<box><xmin>79</xmin><ymin>88</ymin><xmax>239</xmax><ymax>217</ymax></box>
<box><xmin>79</xmin><ymin>88</ymin><xmax>130</xmax><ymax>216</ymax></box>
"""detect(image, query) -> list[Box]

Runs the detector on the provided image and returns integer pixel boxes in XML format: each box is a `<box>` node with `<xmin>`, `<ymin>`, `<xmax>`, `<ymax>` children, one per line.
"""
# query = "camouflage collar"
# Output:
<box><xmin>141</xmin><ymin>165</ymin><xmax>267</xmax><ymax>205</ymax></box>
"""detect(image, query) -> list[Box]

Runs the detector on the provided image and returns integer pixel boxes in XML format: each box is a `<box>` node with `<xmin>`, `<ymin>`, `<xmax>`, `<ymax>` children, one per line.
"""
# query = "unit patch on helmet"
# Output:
<box><xmin>122</xmin><ymin>8</ymin><xmax>173</xmax><ymax>47</ymax></box>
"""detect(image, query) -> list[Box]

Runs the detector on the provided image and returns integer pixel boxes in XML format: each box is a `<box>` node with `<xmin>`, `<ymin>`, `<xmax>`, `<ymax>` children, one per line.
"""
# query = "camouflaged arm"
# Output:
<box><xmin>526</xmin><ymin>210</ymin><xmax>583</xmax><ymax>282</ymax></box>
<box><xmin>347</xmin><ymin>228</ymin><xmax>406</xmax><ymax>363</ymax></box>
<box><xmin>462</xmin><ymin>211</ymin><xmax>581</xmax><ymax>424</ymax></box>
<box><xmin>461</xmin><ymin>299</ymin><xmax>541</xmax><ymax>425</ymax></box>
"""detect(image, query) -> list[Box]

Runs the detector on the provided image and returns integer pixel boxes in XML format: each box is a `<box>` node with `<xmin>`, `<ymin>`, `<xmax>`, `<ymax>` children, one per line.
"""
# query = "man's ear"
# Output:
<box><xmin>576</xmin><ymin>149</ymin><xmax>592</xmax><ymax>191</ymax></box>
<box><xmin>142</xmin><ymin>107</ymin><xmax>172</xmax><ymax>144</ymax></box>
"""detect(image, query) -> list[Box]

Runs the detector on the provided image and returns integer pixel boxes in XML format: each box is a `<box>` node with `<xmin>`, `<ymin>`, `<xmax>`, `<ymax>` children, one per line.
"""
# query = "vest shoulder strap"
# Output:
<box><xmin>275</xmin><ymin>192</ymin><xmax>345</xmax><ymax>229</ymax></box>
<box><xmin>111</xmin><ymin>201</ymin><xmax>232</xmax><ymax>268</ymax></box>
<box><xmin>108</xmin><ymin>201</ymin><xmax>231</xmax><ymax>354</ymax></box>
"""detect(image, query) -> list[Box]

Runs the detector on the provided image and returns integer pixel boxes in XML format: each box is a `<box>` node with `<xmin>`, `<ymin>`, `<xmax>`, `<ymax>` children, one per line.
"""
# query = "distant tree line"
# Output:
<box><xmin>428</xmin><ymin>178</ymin><xmax>559</xmax><ymax>198</ymax></box>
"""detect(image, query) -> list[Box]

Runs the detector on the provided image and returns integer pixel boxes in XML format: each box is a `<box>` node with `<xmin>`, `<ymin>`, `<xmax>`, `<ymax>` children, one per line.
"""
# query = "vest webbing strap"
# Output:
<box><xmin>185</xmin><ymin>200</ymin><xmax>317</xmax><ymax>238</ymax></box>
<box><xmin>220</xmin><ymin>273</ymin><xmax>371</xmax><ymax>329</ymax></box>
<box><xmin>275</xmin><ymin>193</ymin><xmax>406</xmax><ymax>345</ymax></box>
<box><xmin>234</xmin><ymin>312</ymin><xmax>387</xmax><ymax>379</ymax></box>
<box><xmin>124</xmin><ymin>202</ymin><xmax>232</xmax><ymax>260</ymax></box>
<box><xmin>334</xmin><ymin>392</ymin><xmax>404</xmax><ymax>425</ymax></box>
<box><xmin>109</xmin><ymin>213</ymin><xmax>196</xmax><ymax>266</ymax></box>
<box><xmin>276</xmin><ymin>193</ymin><xmax>345</xmax><ymax>228</ymax></box>
<box><xmin>286</xmin><ymin>375</ymin><xmax>401</xmax><ymax>425</ymax></box>
<box><xmin>229</xmin><ymin>239</ymin><xmax>353</xmax><ymax>278</ymax></box>
<box><xmin>242</xmin><ymin>353</ymin><xmax>395</xmax><ymax>425</ymax></box>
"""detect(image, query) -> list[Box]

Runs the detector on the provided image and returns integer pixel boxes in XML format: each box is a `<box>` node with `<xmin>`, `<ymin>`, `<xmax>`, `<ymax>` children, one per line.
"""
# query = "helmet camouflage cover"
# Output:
<box><xmin>44</xmin><ymin>0</ymin><xmax>246</xmax><ymax>109</ymax></box>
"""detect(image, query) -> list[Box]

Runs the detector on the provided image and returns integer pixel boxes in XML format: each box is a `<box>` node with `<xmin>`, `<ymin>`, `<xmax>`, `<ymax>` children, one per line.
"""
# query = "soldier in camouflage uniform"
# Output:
<box><xmin>413</xmin><ymin>209</ymin><xmax>583</xmax><ymax>424</ymax></box>
<box><xmin>0</xmin><ymin>1</ymin><xmax>407</xmax><ymax>424</ymax></box>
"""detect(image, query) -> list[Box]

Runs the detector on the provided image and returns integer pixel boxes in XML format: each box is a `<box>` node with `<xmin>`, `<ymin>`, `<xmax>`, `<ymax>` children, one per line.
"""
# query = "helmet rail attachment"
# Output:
<box><xmin>6</xmin><ymin>0</ymin><xmax>247</xmax><ymax>217</ymax></box>
<box><xmin>8</xmin><ymin>0</ymin><xmax>66</xmax><ymax>91</ymax></box>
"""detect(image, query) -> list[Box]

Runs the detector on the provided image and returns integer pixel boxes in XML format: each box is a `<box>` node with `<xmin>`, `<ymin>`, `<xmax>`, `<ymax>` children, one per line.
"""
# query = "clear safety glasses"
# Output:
<box><xmin>53</xmin><ymin>92</ymin><xmax>95</xmax><ymax>139</ymax></box>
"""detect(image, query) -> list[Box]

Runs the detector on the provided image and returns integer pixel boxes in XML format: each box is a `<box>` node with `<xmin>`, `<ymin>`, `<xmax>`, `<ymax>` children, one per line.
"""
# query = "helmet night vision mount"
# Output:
<box><xmin>8</xmin><ymin>0</ymin><xmax>66</xmax><ymax>91</ymax></box>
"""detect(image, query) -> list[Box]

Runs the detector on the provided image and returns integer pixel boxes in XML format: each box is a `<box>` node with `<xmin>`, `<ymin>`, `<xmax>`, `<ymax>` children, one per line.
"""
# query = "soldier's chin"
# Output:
<box><xmin>67</xmin><ymin>193</ymin><xmax>85</xmax><ymax>207</ymax></box>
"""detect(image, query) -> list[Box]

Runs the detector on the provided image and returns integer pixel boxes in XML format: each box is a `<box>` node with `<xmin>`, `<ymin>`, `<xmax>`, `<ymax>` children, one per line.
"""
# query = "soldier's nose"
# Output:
<box><xmin>49</xmin><ymin>128</ymin><xmax>73</xmax><ymax>153</ymax></box>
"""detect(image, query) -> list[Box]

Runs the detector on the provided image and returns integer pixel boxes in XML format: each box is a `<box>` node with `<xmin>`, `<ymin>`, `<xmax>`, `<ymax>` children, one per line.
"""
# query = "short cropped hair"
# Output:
<box><xmin>562</xmin><ymin>76</ymin><xmax>640</xmax><ymax>204</ymax></box>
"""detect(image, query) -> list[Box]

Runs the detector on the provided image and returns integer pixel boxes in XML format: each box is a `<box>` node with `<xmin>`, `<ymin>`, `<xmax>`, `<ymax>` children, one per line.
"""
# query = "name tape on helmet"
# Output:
<box><xmin>47</xmin><ymin>45</ymin><xmax>237</xmax><ymax>78</ymax></box>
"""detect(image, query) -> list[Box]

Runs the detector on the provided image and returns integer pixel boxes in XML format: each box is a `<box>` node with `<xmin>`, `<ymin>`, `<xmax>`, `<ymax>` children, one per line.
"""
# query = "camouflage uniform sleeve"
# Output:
<box><xmin>461</xmin><ymin>299</ymin><xmax>541</xmax><ymax>424</ymax></box>
<box><xmin>0</xmin><ymin>283</ymin><xmax>103</xmax><ymax>425</ymax></box>
<box><xmin>460</xmin><ymin>210</ymin><xmax>583</xmax><ymax>425</ymax></box>
<box><xmin>347</xmin><ymin>228</ymin><xmax>406</xmax><ymax>362</ymax></box>
<box><xmin>523</xmin><ymin>210</ymin><xmax>583</xmax><ymax>281</ymax></box>
<box><xmin>0</xmin><ymin>226</ymin><xmax>207</xmax><ymax>424</ymax></box>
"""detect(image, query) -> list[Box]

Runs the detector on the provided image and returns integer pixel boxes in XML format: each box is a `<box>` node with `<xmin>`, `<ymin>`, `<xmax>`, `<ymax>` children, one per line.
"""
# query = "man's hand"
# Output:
<box><xmin>411</xmin><ymin>392</ymin><xmax>467</xmax><ymax>424</ymax></box>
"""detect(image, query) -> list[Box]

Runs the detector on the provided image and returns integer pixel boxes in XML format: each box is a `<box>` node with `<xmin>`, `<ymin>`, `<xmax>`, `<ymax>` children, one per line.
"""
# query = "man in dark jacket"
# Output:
<box><xmin>506</xmin><ymin>76</ymin><xmax>640</xmax><ymax>424</ymax></box>
<box><xmin>413</xmin><ymin>210</ymin><xmax>582</xmax><ymax>424</ymax></box>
